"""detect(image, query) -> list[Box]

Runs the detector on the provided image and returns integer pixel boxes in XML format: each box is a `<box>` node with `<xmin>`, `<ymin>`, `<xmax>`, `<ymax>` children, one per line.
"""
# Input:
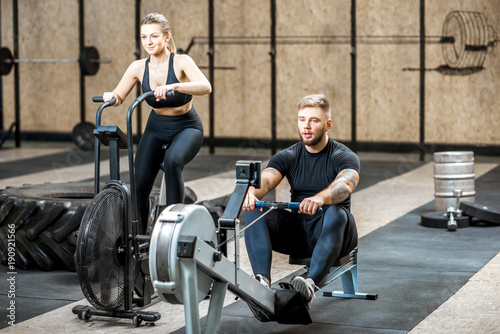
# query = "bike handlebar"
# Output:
<box><xmin>92</xmin><ymin>96</ymin><xmax>116</xmax><ymax>104</ymax></box>
<box><xmin>92</xmin><ymin>91</ymin><xmax>174</xmax><ymax>104</ymax></box>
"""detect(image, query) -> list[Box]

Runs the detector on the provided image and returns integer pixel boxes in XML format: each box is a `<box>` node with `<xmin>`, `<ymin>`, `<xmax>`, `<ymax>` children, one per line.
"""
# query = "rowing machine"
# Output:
<box><xmin>149</xmin><ymin>161</ymin><xmax>312</xmax><ymax>333</ymax></box>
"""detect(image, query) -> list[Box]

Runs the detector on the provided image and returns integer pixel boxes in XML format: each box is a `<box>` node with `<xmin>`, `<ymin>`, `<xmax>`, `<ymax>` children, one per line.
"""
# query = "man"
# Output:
<box><xmin>242</xmin><ymin>94</ymin><xmax>359</xmax><ymax>308</ymax></box>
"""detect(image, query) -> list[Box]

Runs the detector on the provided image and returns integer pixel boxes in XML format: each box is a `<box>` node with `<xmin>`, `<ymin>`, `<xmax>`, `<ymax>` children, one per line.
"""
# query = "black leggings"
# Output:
<box><xmin>134</xmin><ymin>108</ymin><xmax>203</xmax><ymax>227</ymax></box>
<box><xmin>244</xmin><ymin>205</ymin><xmax>358</xmax><ymax>285</ymax></box>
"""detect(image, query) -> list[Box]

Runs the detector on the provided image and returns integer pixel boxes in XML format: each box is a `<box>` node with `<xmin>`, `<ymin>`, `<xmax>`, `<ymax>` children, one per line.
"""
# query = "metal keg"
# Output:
<box><xmin>434</xmin><ymin>151</ymin><xmax>475</xmax><ymax>211</ymax></box>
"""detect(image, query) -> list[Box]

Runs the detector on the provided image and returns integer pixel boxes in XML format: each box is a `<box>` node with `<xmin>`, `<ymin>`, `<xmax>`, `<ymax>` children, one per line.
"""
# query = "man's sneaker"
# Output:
<box><xmin>291</xmin><ymin>276</ymin><xmax>318</xmax><ymax>308</ymax></box>
<box><xmin>256</xmin><ymin>274</ymin><xmax>271</xmax><ymax>289</ymax></box>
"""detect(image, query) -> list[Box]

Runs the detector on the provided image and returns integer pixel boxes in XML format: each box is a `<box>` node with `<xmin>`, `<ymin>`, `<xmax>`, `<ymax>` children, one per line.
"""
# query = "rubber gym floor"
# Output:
<box><xmin>0</xmin><ymin>142</ymin><xmax>499</xmax><ymax>333</ymax></box>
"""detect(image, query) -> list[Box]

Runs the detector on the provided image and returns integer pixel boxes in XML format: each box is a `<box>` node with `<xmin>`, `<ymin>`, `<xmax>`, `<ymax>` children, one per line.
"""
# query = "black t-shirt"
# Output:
<box><xmin>267</xmin><ymin>139</ymin><xmax>360</xmax><ymax>211</ymax></box>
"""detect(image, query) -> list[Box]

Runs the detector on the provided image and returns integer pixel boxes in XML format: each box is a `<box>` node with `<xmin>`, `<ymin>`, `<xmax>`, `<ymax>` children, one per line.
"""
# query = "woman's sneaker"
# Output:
<box><xmin>291</xmin><ymin>276</ymin><xmax>318</xmax><ymax>308</ymax></box>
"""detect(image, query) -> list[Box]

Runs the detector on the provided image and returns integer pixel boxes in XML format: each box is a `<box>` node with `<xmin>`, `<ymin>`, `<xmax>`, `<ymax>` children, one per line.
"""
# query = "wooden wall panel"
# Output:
<box><xmin>425</xmin><ymin>2</ymin><xmax>500</xmax><ymax>145</ymax></box>
<box><xmin>1</xmin><ymin>0</ymin><xmax>498</xmax><ymax>147</ymax></box>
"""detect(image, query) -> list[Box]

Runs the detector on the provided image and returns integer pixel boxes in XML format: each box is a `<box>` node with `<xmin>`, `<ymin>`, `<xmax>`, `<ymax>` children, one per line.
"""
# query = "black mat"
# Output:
<box><xmin>356</xmin><ymin>160</ymin><xmax>426</xmax><ymax>191</ymax></box>
<box><xmin>1</xmin><ymin>269</ymin><xmax>83</xmax><ymax>328</ymax></box>
<box><xmin>0</xmin><ymin>149</ymin><xmax>109</xmax><ymax>180</ymax></box>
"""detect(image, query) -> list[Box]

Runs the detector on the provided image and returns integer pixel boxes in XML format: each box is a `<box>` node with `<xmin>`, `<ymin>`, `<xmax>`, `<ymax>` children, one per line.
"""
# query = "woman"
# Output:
<box><xmin>103</xmin><ymin>13</ymin><xmax>211</xmax><ymax>229</ymax></box>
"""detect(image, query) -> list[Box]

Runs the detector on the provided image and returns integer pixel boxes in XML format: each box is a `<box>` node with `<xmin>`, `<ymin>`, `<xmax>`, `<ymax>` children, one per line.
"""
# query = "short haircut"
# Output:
<box><xmin>297</xmin><ymin>94</ymin><xmax>331</xmax><ymax>119</ymax></box>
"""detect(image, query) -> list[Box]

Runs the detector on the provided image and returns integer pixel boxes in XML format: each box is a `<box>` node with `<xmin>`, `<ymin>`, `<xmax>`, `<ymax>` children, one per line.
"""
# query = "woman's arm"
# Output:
<box><xmin>153</xmin><ymin>54</ymin><xmax>212</xmax><ymax>100</ymax></box>
<box><xmin>103</xmin><ymin>60</ymin><xmax>142</xmax><ymax>106</ymax></box>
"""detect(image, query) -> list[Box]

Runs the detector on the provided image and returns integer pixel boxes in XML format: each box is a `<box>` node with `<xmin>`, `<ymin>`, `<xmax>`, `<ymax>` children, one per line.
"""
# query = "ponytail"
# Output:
<box><xmin>167</xmin><ymin>36</ymin><xmax>177</xmax><ymax>54</ymax></box>
<box><xmin>141</xmin><ymin>13</ymin><xmax>176</xmax><ymax>53</ymax></box>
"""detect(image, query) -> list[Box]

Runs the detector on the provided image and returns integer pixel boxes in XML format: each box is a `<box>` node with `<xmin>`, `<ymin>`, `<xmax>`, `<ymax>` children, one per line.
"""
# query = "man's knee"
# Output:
<box><xmin>323</xmin><ymin>205</ymin><xmax>349</xmax><ymax>226</ymax></box>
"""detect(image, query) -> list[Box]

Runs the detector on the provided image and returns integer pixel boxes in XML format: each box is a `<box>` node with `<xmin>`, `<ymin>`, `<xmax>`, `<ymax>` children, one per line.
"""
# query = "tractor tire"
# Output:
<box><xmin>0</xmin><ymin>182</ymin><xmax>94</xmax><ymax>271</ymax></box>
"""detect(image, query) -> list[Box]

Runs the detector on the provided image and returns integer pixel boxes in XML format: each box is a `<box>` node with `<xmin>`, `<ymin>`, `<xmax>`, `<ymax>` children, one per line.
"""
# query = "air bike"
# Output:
<box><xmin>72</xmin><ymin>91</ymin><xmax>176</xmax><ymax>326</ymax></box>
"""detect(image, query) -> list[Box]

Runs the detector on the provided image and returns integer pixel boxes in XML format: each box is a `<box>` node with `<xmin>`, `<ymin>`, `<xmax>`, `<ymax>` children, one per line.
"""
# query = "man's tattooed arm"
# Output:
<box><xmin>263</xmin><ymin>168</ymin><xmax>278</xmax><ymax>176</ymax></box>
<box><xmin>328</xmin><ymin>169</ymin><xmax>359</xmax><ymax>204</ymax></box>
<box><xmin>256</xmin><ymin>167</ymin><xmax>283</xmax><ymax>195</ymax></box>
<box><xmin>298</xmin><ymin>169</ymin><xmax>360</xmax><ymax>214</ymax></box>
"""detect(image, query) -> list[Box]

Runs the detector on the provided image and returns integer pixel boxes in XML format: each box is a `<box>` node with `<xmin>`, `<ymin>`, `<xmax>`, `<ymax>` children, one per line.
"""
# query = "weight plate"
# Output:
<box><xmin>459</xmin><ymin>201</ymin><xmax>500</xmax><ymax>225</ymax></box>
<box><xmin>420</xmin><ymin>211</ymin><xmax>470</xmax><ymax>229</ymax></box>
<box><xmin>72</xmin><ymin>121</ymin><xmax>95</xmax><ymax>151</ymax></box>
<box><xmin>0</xmin><ymin>47</ymin><xmax>13</xmax><ymax>75</ymax></box>
<box><xmin>80</xmin><ymin>46</ymin><xmax>100</xmax><ymax>75</ymax></box>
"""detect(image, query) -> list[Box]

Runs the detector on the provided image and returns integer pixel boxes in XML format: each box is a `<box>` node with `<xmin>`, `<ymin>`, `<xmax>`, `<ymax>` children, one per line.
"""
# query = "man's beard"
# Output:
<box><xmin>299</xmin><ymin>125</ymin><xmax>327</xmax><ymax>147</ymax></box>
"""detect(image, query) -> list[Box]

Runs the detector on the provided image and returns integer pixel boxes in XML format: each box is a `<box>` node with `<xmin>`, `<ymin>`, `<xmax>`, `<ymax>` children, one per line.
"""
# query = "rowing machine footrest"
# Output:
<box><xmin>289</xmin><ymin>248</ymin><xmax>378</xmax><ymax>300</ymax></box>
<box><xmin>247</xmin><ymin>284</ymin><xmax>312</xmax><ymax>325</ymax></box>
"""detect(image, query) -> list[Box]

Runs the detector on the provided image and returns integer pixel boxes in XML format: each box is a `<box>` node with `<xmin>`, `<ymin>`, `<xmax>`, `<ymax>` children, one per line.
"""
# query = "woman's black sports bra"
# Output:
<box><xmin>142</xmin><ymin>53</ymin><xmax>193</xmax><ymax>108</ymax></box>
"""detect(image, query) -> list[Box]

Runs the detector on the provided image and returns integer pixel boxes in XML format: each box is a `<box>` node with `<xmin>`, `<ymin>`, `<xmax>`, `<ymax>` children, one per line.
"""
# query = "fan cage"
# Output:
<box><xmin>76</xmin><ymin>187</ymin><xmax>126</xmax><ymax>310</ymax></box>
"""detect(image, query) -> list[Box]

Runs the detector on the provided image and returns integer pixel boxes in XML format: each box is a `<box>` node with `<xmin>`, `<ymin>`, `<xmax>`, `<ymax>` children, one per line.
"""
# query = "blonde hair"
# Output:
<box><xmin>141</xmin><ymin>13</ymin><xmax>176</xmax><ymax>53</ymax></box>
<box><xmin>297</xmin><ymin>94</ymin><xmax>331</xmax><ymax>119</ymax></box>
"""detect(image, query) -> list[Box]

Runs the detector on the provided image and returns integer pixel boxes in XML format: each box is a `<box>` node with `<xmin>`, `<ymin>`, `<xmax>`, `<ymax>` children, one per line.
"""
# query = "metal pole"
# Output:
<box><xmin>208</xmin><ymin>0</ymin><xmax>215</xmax><ymax>154</ymax></box>
<box><xmin>135</xmin><ymin>0</ymin><xmax>142</xmax><ymax>140</ymax></box>
<box><xmin>351</xmin><ymin>0</ymin><xmax>357</xmax><ymax>152</ymax></box>
<box><xmin>13</xmin><ymin>0</ymin><xmax>20</xmax><ymax>147</ymax></box>
<box><xmin>79</xmin><ymin>0</ymin><xmax>86</xmax><ymax>124</ymax></box>
<box><xmin>270</xmin><ymin>0</ymin><xmax>277</xmax><ymax>155</ymax></box>
<box><xmin>419</xmin><ymin>0</ymin><xmax>425</xmax><ymax>161</ymax></box>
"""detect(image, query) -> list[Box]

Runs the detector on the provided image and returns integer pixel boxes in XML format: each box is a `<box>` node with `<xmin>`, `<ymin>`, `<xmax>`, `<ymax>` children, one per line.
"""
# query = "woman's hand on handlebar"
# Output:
<box><xmin>103</xmin><ymin>92</ymin><xmax>119</xmax><ymax>105</ymax></box>
<box><xmin>154</xmin><ymin>84</ymin><xmax>175</xmax><ymax>102</ymax></box>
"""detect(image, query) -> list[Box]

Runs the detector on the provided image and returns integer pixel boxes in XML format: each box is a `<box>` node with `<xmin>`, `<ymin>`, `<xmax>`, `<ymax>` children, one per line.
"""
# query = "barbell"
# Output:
<box><xmin>189</xmin><ymin>10</ymin><xmax>497</xmax><ymax>70</ymax></box>
<box><xmin>441</xmin><ymin>11</ymin><xmax>497</xmax><ymax>69</ymax></box>
<box><xmin>0</xmin><ymin>46</ymin><xmax>110</xmax><ymax>76</ymax></box>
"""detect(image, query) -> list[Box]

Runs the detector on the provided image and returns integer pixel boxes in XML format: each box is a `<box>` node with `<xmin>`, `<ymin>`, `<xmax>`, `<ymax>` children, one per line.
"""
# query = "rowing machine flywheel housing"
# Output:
<box><xmin>149</xmin><ymin>204</ymin><xmax>217</xmax><ymax>304</ymax></box>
